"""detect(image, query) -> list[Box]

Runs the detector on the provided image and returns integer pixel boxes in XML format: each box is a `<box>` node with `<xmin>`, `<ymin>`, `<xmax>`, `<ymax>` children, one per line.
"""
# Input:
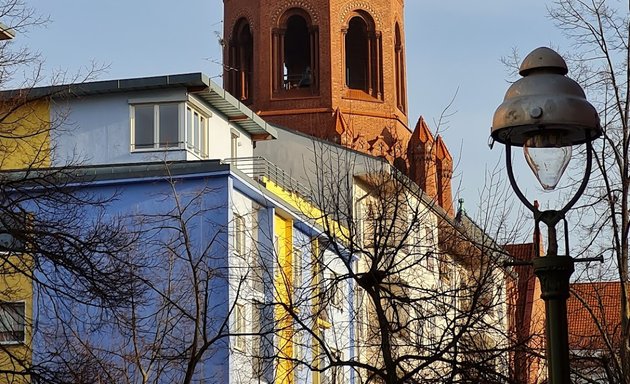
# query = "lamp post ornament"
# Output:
<box><xmin>491</xmin><ymin>47</ymin><xmax>602</xmax><ymax>384</ymax></box>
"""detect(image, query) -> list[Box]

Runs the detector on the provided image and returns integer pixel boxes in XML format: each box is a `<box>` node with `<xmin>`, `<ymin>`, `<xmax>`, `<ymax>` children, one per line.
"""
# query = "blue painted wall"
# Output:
<box><xmin>30</xmin><ymin>170</ymin><xmax>234</xmax><ymax>383</ymax></box>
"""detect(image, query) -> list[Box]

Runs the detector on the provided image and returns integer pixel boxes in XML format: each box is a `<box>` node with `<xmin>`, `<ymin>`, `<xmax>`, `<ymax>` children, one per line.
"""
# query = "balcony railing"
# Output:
<box><xmin>222</xmin><ymin>157</ymin><xmax>313</xmax><ymax>202</ymax></box>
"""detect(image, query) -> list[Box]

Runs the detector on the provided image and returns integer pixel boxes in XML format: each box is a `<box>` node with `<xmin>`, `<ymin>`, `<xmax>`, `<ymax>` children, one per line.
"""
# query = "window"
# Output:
<box><xmin>273</xmin><ymin>8</ymin><xmax>319</xmax><ymax>94</ymax></box>
<box><xmin>283</xmin><ymin>15</ymin><xmax>311</xmax><ymax>89</ymax></box>
<box><xmin>424</xmin><ymin>226</ymin><xmax>435</xmax><ymax>270</ymax></box>
<box><xmin>0</xmin><ymin>302</ymin><xmax>25</xmax><ymax>344</ymax></box>
<box><xmin>252</xmin><ymin>301</ymin><xmax>264</xmax><ymax>378</ymax></box>
<box><xmin>394</xmin><ymin>22</ymin><xmax>406</xmax><ymax>112</ymax></box>
<box><xmin>345</xmin><ymin>17</ymin><xmax>368</xmax><ymax>91</ymax></box>
<box><xmin>186</xmin><ymin>106</ymin><xmax>208</xmax><ymax>157</ymax></box>
<box><xmin>438</xmin><ymin>253</ymin><xmax>451</xmax><ymax>284</ymax></box>
<box><xmin>331</xmin><ymin>273</ymin><xmax>344</xmax><ymax>310</ymax></box>
<box><xmin>427</xmin><ymin>320</ymin><xmax>437</xmax><ymax>345</ymax></box>
<box><xmin>227</xmin><ymin>18</ymin><xmax>253</xmax><ymax>103</ymax></box>
<box><xmin>311</xmin><ymin>325</ymin><xmax>322</xmax><ymax>384</ymax></box>
<box><xmin>231</xmin><ymin>132</ymin><xmax>239</xmax><ymax>159</ymax></box>
<box><xmin>425</xmin><ymin>252</ymin><xmax>435</xmax><ymax>271</ymax></box>
<box><xmin>131</xmin><ymin>102</ymin><xmax>210</xmax><ymax>157</ymax></box>
<box><xmin>344</xmin><ymin>11</ymin><xmax>382</xmax><ymax>99</ymax></box>
<box><xmin>311</xmin><ymin>240</ymin><xmax>329</xmax><ymax>324</ymax></box>
<box><xmin>0</xmin><ymin>214</ymin><xmax>25</xmax><ymax>253</ymax></box>
<box><xmin>354</xmin><ymin>199</ymin><xmax>365</xmax><ymax>247</ymax></box>
<box><xmin>235</xmin><ymin>303</ymin><xmax>246</xmax><ymax>351</ymax></box>
<box><xmin>293</xmin><ymin>248</ymin><xmax>302</xmax><ymax>295</ymax></box>
<box><xmin>363</xmin><ymin>200</ymin><xmax>377</xmax><ymax>249</ymax></box>
<box><xmin>332</xmin><ymin>349</ymin><xmax>344</xmax><ymax>384</ymax></box>
<box><xmin>496</xmin><ymin>286</ymin><xmax>504</xmax><ymax>320</ymax></box>
<box><xmin>415</xmin><ymin>308</ymin><xmax>426</xmax><ymax>347</ymax></box>
<box><xmin>132</xmin><ymin>103</ymin><xmax>179</xmax><ymax>149</ymax></box>
<box><xmin>235</xmin><ymin>215</ymin><xmax>246</xmax><ymax>257</ymax></box>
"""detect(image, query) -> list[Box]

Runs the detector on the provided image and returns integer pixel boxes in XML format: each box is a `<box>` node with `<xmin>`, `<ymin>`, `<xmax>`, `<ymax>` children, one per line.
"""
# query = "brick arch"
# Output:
<box><xmin>393</xmin><ymin>14</ymin><xmax>404</xmax><ymax>32</ymax></box>
<box><xmin>271</xmin><ymin>2</ymin><xmax>321</xmax><ymax>94</ymax></box>
<box><xmin>278</xmin><ymin>7</ymin><xmax>314</xmax><ymax>27</ymax></box>
<box><xmin>227</xmin><ymin>10</ymin><xmax>255</xmax><ymax>41</ymax></box>
<box><xmin>272</xmin><ymin>1</ymin><xmax>320</xmax><ymax>26</ymax></box>
<box><xmin>339</xmin><ymin>2</ymin><xmax>382</xmax><ymax>30</ymax></box>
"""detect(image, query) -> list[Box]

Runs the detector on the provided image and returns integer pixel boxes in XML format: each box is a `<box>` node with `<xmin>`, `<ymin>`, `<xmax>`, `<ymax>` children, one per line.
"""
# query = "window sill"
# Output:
<box><xmin>131</xmin><ymin>145</ymin><xmax>184</xmax><ymax>153</ymax></box>
<box><xmin>342</xmin><ymin>89</ymin><xmax>383</xmax><ymax>103</ymax></box>
<box><xmin>0</xmin><ymin>340</ymin><xmax>24</xmax><ymax>346</ymax></box>
<box><xmin>130</xmin><ymin>146</ymin><xmax>209</xmax><ymax>160</ymax></box>
<box><xmin>272</xmin><ymin>88</ymin><xmax>320</xmax><ymax>100</ymax></box>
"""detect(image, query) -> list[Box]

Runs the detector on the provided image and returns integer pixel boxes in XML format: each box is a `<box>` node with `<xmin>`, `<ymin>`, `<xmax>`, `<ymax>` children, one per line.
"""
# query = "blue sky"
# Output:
<box><xmin>22</xmin><ymin>0</ymin><xmax>571</xmax><ymax>221</ymax></box>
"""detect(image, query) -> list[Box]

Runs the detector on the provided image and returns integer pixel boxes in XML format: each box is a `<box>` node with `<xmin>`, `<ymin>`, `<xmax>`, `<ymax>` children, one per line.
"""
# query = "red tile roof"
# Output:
<box><xmin>568</xmin><ymin>282</ymin><xmax>622</xmax><ymax>350</ymax></box>
<box><xmin>506</xmin><ymin>243</ymin><xmax>538</xmax><ymax>261</ymax></box>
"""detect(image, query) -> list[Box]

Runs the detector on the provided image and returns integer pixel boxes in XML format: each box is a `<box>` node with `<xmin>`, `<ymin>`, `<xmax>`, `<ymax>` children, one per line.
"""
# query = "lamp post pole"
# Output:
<box><xmin>492</xmin><ymin>47</ymin><xmax>602</xmax><ymax>384</ymax></box>
<box><xmin>533</xmin><ymin>217</ymin><xmax>574</xmax><ymax>383</ymax></box>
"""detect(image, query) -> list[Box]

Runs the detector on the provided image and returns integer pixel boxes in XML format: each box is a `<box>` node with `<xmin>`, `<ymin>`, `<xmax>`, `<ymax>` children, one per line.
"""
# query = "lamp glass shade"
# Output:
<box><xmin>523</xmin><ymin>133</ymin><xmax>572</xmax><ymax>191</ymax></box>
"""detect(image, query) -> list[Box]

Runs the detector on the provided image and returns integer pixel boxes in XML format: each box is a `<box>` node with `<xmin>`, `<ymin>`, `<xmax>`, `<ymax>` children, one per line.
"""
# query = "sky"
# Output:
<box><xmin>21</xmin><ymin>0</ymin><xmax>572</xmax><ymax>222</ymax></box>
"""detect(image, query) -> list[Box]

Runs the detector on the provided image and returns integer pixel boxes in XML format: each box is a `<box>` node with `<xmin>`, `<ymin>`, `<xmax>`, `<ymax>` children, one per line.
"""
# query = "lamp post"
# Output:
<box><xmin>491</xmin><ymin>47</ymin><xmax>602</xmax><ymax>384</ymax></box>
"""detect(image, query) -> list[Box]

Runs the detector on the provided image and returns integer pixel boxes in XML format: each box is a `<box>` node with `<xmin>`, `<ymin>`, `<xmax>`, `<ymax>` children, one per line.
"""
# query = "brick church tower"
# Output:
<box><xmin>223</xmin><ymin>0</ymin><xmax>454</xmax><ymax>215</ymax></box>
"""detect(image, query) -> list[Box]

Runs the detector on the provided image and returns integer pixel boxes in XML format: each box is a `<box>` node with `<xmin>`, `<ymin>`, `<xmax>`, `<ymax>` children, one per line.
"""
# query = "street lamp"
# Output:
<box><xmin>491</xmin><ymin>47</ymin><xmax>602</xmax><ymax>384</ymax></box>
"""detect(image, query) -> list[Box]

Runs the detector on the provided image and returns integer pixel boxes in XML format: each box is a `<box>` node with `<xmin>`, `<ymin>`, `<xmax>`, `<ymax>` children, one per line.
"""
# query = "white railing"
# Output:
<box><xmin>222</xmin><ymin>157</ymin><xmax>312</xmax><ymax>201</ymax></box>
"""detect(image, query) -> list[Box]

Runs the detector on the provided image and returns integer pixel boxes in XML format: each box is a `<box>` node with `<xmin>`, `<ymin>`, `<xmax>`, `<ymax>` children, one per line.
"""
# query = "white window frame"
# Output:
<box><xmin>185</xmin><ymin>105</ymin><xmax>209</xmax><ymax>158</ymax></box>
<box><xmin>129</xmin><ymin>98</ymin><xmax>211</xmax><ymax>158</ymax></box>
<box><xmin>231</xmin><ymin>130</ymin><xmax>240</xmax><ymax>158</ymax></box>
<box><xmin>331</xmin><ymin>272</ymin><xmax>344</xmax><ymax>311</ymax></box>
<box><xmin>235</xmin><ymin>302</ymin><xmax>246</xmax><ymax>351</ymax></box>
<box><xmin>424</xmin><ymin>226</ymin><xmax>435</xmax><ymax>271</ymax></box>
<box><xmin>235</xmin><ymin>214</ymin><xmax>246</xmax><ymax>258</ymax></box>
<box><xmin>333</xmin><ymin>349</ymin><xmax>344</xmax><ymax>384</ymax></box>
<box><xmin>293</xmin><ymin>247</ymin><xmax>303</xmax><ymax>289</ymax></box>
<box><xmin>130</xmin><ymin>102</ymin><xmax>183</xmax><ymax>151</ymax></box>
<box><xmin>0</xmin><ymin>301</ymin><xmax>25</xmax><ymax>345</ymax></box>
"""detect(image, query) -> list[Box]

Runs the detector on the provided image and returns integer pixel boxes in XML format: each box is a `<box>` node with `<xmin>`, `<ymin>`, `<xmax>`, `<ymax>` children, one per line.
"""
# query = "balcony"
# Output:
<box><xmin>222</xmin><ymin>156</ymin><xmax>312</xmax><ymax>201</ymax></box>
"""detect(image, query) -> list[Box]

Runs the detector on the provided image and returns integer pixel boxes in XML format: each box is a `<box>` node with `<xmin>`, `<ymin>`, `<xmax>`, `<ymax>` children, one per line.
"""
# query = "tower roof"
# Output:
<box><xmin>434</xmin><ymin>135</ymin><xmax>452</xmax><ymax>161</ymax></box>
<box><xmin>410</xmin><ymin>116</ymin><xmax>435</xmax><ymax>145</ymax></box>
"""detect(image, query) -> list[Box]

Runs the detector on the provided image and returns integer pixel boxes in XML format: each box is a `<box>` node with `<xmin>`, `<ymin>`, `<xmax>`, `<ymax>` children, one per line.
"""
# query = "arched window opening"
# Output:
<box><xmin>284</xmin><ymin>15</ymin><xmax>311</xmax><ymax>88</ymax></box>
<box><xmin>228</xmin><ymin>19</ymin><xmax>253</xmax><ymax>104</ymax></box>
<box><xmin>343</xmin><ymin>12</ymin><xmax>382</xmax><ymax>99</ymax></box>
<box><xmin>345</xmin><ymin>17</ymin><xmax>369</xmax><ymax>91</ymax></box>
<box><xmin>273</xmin><ymin>8</ymin><xmax>319</xmax><ymax>95</ymax></box>
<box><xmin>394</xmin><ymin>23</ymin><xmax>406</xmax><ymax>112</ymax></box>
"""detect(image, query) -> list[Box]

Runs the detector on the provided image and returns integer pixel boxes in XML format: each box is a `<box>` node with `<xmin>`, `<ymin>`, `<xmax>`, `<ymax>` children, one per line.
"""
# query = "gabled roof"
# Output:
<box><xmin>0</xmin><ymin>72</ymin><xmax>277</xmax><ymax>140</ymax></box>
<box><xmin>568</xmin><ymin>281</ymin><xmax>621</xmax><ymax>350</ymax></box>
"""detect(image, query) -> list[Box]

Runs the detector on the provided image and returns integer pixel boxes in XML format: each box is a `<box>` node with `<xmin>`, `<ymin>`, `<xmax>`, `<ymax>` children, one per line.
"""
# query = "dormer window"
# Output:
<box><xmin>272</xmin><ymin>8</ymin><xmax>319</xmax><ymax>96</ymax></box>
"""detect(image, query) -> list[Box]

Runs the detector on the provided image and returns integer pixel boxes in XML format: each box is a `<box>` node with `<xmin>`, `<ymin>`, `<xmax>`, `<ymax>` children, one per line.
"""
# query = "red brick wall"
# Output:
<box><xmin>223</xmin><ymin>0</ymin><xmax>409</xmax><ymax>139</ymax></box>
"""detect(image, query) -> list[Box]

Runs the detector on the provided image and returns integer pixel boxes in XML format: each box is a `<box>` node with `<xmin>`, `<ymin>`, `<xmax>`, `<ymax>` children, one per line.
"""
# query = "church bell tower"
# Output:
<box><xmin>223</xmin><ymin>0</ymin><xmax>410</xmax><ymax>149</ymax></box>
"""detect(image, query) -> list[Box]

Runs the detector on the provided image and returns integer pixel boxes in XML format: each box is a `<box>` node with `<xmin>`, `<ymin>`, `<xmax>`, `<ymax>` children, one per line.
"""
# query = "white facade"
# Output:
<box><xmin>46</xmin><ymin>73</ymin><xmax>269</xmax><ymax>167</ymax></box>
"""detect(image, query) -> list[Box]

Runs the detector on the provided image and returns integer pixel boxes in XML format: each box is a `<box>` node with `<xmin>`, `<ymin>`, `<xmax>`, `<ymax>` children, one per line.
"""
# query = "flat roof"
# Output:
<box><xmin>0</xmin><ymin>160</ymin><xmax>231</xmax><ymax>184</ymax></box>
<box><xmin>0</xmin><ymin>72</ymin><xmax>276</xmax><ymax>140</ymax></box>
